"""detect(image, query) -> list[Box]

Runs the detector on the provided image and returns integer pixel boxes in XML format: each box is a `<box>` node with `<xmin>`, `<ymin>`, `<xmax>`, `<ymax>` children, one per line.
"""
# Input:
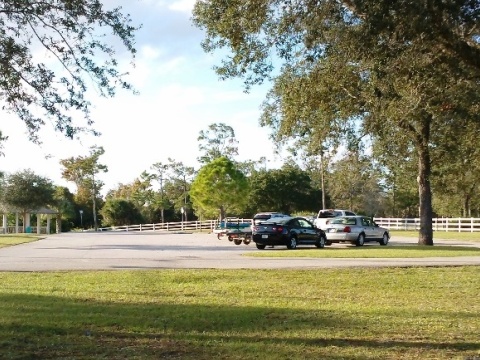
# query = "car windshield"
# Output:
<box><xmin>330</xmin><ymin>217</ymin><xmax>357</xmax><ymax>225</ymax></box>
<box><xmin>254</xmin><ymin>215</ymin><xmax>271</xmax><ymax>221</ymax></box>
<box><xmin>254</xmin><ymin>213</ymin><xmax>285</xmax><ymax>219</ymax></box>
<box><xmin>319</xmin><ymin>212</ymin><xmax>336</xmax><ymax>218</ymax></box>
<box><xmin>261</xmin><ymin>218</ymin><xmax>291</xmax><ymax>225</ymax></box>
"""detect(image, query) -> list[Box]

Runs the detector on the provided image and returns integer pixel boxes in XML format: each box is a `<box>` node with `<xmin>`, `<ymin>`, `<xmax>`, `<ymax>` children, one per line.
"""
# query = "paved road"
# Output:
<box><xmin>1</xmin><ymin>231</ymin><xmax>480</xmax><ymax>271</ymax></box>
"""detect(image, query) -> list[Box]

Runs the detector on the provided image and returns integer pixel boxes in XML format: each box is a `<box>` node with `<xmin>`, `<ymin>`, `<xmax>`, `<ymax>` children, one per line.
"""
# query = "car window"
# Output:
<box><xmin>254</xmin><ymin>215</ymin><xmax>270</xmax><ymax>221</ymax></box>
<box><xmin>298</xmin><ymin>219</ymin><xmax>311</xmax><ymax>228</ymax></box>
<box><xmin>289</xmin><ymin>219</ymin><xmax>301</xmax><ymax>228</ymax></box>
<box><xmin>331</xmin><ymin>217</ymin><xmax>357</xmax><ymax>225</ymax></box>
<box><xmin>345</xmin><ymin>211</ymin><xmax>356</xmax><ymax>216</ymax></box>
<box><xmin>346</xmin><ymin>218</ymin><xmax>357</xmax><ymax>225</ymax></box>
<box><xmin>253</xmin><ymin>217</ymin><xmax>268</xmax><ymax>225</ymax></box>
<box><xmin>318</xmin><ymin>211</ymin><xmax>335</xmax><ymax>218</ymax></box>
<box><xmin>254</xmin><ymin>213</ymin><xmax>288</xmax><ymax>219</ymax></box>
<box><xmin>361</xmin><ymin>217</ymin><xmax>372</xmax><ymax>226</ymax></box>
<box><xmin>263</xmin><ymin>218</ymin><xmax>290</xmax><ymax>225</ymax></box>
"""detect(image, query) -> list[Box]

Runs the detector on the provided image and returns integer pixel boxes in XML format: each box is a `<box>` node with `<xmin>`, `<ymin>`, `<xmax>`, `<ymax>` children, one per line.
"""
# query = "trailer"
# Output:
<box><xmin>213</xmin><ymin>218</ymin><xmax>252</xmax><ymax>245</ymax></box>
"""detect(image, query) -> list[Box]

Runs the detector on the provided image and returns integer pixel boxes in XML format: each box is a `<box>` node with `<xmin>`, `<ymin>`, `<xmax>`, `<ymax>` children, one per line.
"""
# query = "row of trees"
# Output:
<box><xmin>1</xmin><ymin>122</ymin><xmax>479</xmax><ymax>233</ymax></box>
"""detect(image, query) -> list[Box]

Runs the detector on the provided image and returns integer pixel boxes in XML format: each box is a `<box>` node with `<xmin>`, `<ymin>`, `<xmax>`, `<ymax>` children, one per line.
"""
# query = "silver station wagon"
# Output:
<box><xmin>324</xmin><ymin>216</ymin><xmax>390</xmax><ymax>246</ymax></box>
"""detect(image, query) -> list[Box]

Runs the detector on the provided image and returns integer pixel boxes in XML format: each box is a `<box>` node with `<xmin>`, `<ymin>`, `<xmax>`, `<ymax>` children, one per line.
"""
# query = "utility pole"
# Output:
<box><xmin>92</xmin><ymin>172</ymin><xmax>98</xmax><ymax>231</ymax></box>
<box><xmin>183</xmin><ymin>174</ymin><xmax>188</xmax><ymax>222</ymax></box>
<box><xmin>79</xmin><ymin>210</ymin><xmax>83</xmax><ymax>228</ymax></box>
<box><xmin>159</xmin><ymin>173</ymin><xmax>164</xmax><ymax>223</ymax></box>
<box><xmin>151</xmin><ymin>162</ymin><xmax>169</xmax><ymax>224</ymax></box>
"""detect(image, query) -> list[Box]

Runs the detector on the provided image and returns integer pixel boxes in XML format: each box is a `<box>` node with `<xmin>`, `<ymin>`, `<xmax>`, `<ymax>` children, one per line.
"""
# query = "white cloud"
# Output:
<box><xmin>143</xmin><ymin>0</ymin><xmax>195</xmax><ymax>13</ymax></box>
<box><xmin>140</xmin><ymin>45</ymin><xmax>162</xmax><ymax>60</ymax></box>
<box><xmin>168</xmin><ymin>0</ymin><xmax>196</xmax><ymax>12</ymax></box>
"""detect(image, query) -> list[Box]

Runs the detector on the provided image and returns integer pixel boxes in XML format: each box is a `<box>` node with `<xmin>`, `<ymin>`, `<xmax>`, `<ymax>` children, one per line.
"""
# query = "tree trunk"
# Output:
<box><xmin>92</xmin><ymin>173</ymin><xmax>98</xmax><ymax>231</ymax></box>
<box><xmin>392</xmin><ymin>175</ymin><xmax>396</xmax><ymax>217</ymax></box>
<box><xmin>92</xmin><ymin>193</ymin><xmax>98</xmax><ymax>231</ymax></box>
<box><xmin>417</xmin><ymin>131</ymin><xmax>433</xmax><ymax>245</ymax></box>
<box><xmin>463</xmin><ymin>192</ymin><xmax>471</xmax><ymax>217</ymax></box>
<box><xmin>320</xmin><ymin>153</ymin><xmax>326</xmax><ymax>209</ymax></box>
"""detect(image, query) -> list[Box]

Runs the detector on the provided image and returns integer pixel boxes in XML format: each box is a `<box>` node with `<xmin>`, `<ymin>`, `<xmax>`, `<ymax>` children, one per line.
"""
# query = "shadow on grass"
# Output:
<box><xmin>0</xmin><ymin>293</ymin><xmax>478</xmax><ymax>359</ymax></box>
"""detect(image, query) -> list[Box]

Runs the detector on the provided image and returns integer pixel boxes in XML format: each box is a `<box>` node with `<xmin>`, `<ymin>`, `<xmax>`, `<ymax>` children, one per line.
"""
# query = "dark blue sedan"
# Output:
<box><xmin>252</xmin><ymin>216</ymin><xmax>327</xmax><ymax>250</ymax></box>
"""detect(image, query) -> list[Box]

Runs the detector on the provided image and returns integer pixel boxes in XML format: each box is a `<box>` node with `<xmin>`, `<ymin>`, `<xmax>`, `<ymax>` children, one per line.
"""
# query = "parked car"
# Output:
<box><xmin>252</xmin><ymin>216</ymin><xmax>327</xmax><ymax>250</ymax></box>
<box><xmin>324</xmin><ymin>215</ymin><xmax>390</xmax><ymax>246</ymax></box>
<box><xmin>313</xmin><ymin>209</ymin><xmax>357</xmax><ymax>230</ymax></box>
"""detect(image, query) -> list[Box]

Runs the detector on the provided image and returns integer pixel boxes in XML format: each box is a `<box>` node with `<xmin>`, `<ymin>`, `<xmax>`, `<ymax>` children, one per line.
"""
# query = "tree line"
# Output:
<box><xmin>1</xmin><ymin>122</ymin><xmax>479</xmax><ymax>233</ymax></box>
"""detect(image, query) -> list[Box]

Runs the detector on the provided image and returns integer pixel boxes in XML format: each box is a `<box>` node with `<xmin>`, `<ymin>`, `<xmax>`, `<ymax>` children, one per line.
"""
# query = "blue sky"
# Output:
<box><xmin>1</xmin><ymin>0</ymin><xmax>285</xmax><ymax>194</ymax></box>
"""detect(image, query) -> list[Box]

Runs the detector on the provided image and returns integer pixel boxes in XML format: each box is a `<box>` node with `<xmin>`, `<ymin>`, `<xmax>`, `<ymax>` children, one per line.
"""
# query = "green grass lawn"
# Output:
<box><xmin>0</xmin><ymin>234</ymin><xmax>43</xmax><ymax>248</ymax></box>
<box><xmin>390</xmin><ymin>230</ymin><xmax>480</xmax><ymax>241</ymax></box>
<box><xmin>245</xmin><ymin>245</ymin><xmax>480</xmax><ymax>258</ymax></box>
<box><xmin>246</xmin><ymin>230</ymin><xmax>480</xmax><ymax>258</ymax></box>
<box><xmin>0</xmin><ymin>268</ymin><xmax>478</xmax><ymax>359</ymax></box>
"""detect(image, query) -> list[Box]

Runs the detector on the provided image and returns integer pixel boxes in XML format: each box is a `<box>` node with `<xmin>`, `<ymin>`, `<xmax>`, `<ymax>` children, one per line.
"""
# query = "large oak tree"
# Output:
<box><xmin>193</xmin><ymin>0</ymin><xmax>480</xmax><ymax>245</ymax></box>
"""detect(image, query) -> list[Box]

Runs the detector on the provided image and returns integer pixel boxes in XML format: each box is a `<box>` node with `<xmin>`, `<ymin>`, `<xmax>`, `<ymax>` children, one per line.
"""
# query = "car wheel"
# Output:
<box><xmin>356</xmin><ymin>233</ymin><xmax>365</xmax><ymax>247</ymax></box>
<box><xmin>380</xmin><ymin>233</ymin><xmax>389</xmax><ymax>246</ymax></box>
<box><xmin>233</xmin><ymin>239</ymin><xmax>242</xmax><ymax>245</ymax></box>
<box><xmin>325</xmin><ymin>240</ymin><xmax>332</xmax><ymax>246</ymax></box>
<box><xmin>315</xmin><ymin>235</ymin><xmax>326</xmax><ymax>248</ymax></box>
<box><xmin>256</xmin><ymin>243</ymin><xmax>266</xmax><ymax>250</ymax></box>
<box><xmin>243</xmin><ymin>238</ymin><xmax>251</xmax><ymax>245</ymax></box>
<box><xmin>228</xmin><ymin>236</ymin><xmax>234</xmax><ymax>242</ymax></box>
<box><xmin>286</xmin><ymin>236</ymin><xmax>297</xmax><ymax>249</ymax></box>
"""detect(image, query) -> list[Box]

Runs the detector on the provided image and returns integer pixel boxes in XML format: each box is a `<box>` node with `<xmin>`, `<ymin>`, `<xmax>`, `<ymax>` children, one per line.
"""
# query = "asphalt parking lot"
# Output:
<box><xmin>1</xmin><ymin>231</ymin><xmax>480</xmax><ymax>271</ymax></box>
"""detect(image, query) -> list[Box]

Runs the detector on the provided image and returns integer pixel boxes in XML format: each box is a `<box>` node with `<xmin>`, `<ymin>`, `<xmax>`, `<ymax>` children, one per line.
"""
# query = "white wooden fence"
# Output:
<box><xmin>93</xmin><ymin>217</ymin><xmax>480</xmax><ymax>233</ymax></box>
<box><xmin>3</xmin><ymin>226</ymin><xmax>50</xmax><ymax>234</ymax></box>
<box><xmin>96</xmin><ymin>219</ymin><xmax>252</xmax><ymax>233</ymax></box>
<box><xmin>373</xmin><ymin>218</ymin><xmax>480</xmax><ymax>232</ymax></box>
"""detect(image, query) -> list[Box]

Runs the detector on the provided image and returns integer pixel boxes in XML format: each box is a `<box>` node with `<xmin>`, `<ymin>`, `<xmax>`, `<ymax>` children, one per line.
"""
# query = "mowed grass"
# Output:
<box><xmin>0</xmin><ymin>268</ymin><xmax>479</xmax><ymax>359</ymax></box>
<box><xmin>247</xmin><ymin>230</ymin><xmax>480</xmax><ymax>258</ymax></box>
<box><xmin>390</xmin><ymin>230</ymin><xmax>480</xmax><ymax>241</ymax></box>
<box><xmin>0</xmin><ymin>234</ymin><xmax>43</xmax><ymax>248</ymax></box>
<box><xmin>245</xmin><ymin>245</ymin><xmax>480</xmax><ymax>258</ymax></box>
